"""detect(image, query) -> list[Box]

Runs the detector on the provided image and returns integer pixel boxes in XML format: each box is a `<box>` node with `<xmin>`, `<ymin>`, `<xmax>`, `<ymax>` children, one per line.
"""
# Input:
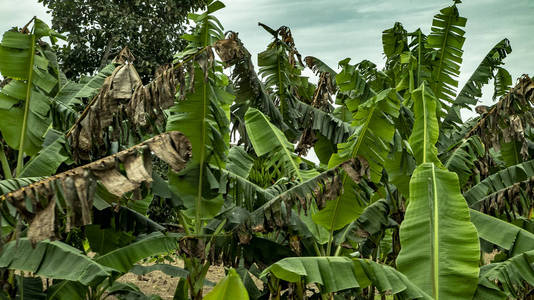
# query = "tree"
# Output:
<box><xmin>1</xmin><ymin>1</ymin><xmax>534</xmax><ymax>299</ymax></box>
<box><xmin>38</xmin><ymin>0</ymin><xmax>206</xmax><ymax>82</ymax></box>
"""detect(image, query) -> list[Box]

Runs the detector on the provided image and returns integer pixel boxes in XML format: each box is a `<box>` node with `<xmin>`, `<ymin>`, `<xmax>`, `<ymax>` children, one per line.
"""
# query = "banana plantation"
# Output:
<box><xmin>1</xmin><ymin>0</ymin><xmax>534</xmax><ymax>299</ymax></box>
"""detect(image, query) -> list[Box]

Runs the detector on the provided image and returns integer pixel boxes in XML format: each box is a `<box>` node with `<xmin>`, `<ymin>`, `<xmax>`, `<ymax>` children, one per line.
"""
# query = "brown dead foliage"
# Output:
<box><xmin>479</xmin><ymin>177</ymin><xmax>534</xmax><ymax>219</ymax></box>
<box><xmin>68</xmin><ymin>47</ymin><xmax>185</xmax><ymax>161</ymax></box>
<box><xmin>1</xmin><ymin>131</ymin><xmax>191</xmax><ymax>244</ymax></box>
<box><xmin>296</xmin><ymin>69</ymin><xmax>336</xmax><ymax>155</ymax></box>
<box><xmin>466</xmin><ymin>75</ymin><xmax>534</xmax><ymax>160</ymax></box>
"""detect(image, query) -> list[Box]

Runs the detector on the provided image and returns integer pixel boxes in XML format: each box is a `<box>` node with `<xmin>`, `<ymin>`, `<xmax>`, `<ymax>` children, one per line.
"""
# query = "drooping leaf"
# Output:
<box><xmin>382</xmin><ymin>22</ymin><xmax>409</xmax><ymax>59</ymax></box>
<box><xmin>0</xmin><ymin>131</ymin><xmax>191</xmax><ymax>243</ymax></box>
<box><xmin>85</xmin><ymin>224</ymin><xmax>135</xmax><ymax>255</ymax></box>
<box><xmin>293</xmin><ymin>100</ymin><xmax>354</xmax><ymax>145</ymax></box>
<box><xmin>443</xmin><ymin>38</ymin><xmax>511</xmax><ymax>126</ymax></box>
<box><xmin>441</xmin><ymin>135</ymin><xmax>484</xmax><ymax>186</ymax></box>
<box><xmin>464</xmin><ymin>159</ymin><xmax>534</xmax><ymax>209</ymax></box>
<box><xmin>493</xmin><ymin>67</ymin><xmax>513</xmax><ymax>100</ymax></box>
<box><xmin>470</xmin><ymin>209</ymin><xmax>534</xmax><ymax>257</ymax></box>
<box><xmin>245</xmin><ymin>108</ymin><xmax>315</xmax><ymax>182</ymax></box>
<box><xmin>106</xmin><ymin>281</ymin><xmax>163</xmax><ymax>300</ymax></box>
<box><xmin>129</xmin><ymin>264</ymin><xmax>189</xmax><ymax>279</ymax></box>
<box><xmin>473</xmin><ymin>249</ymin><xmax>534</xmax><ymax>299</ymax></box>
<box><xmin>50</xmin><ymin>63</ymin><xmax>115</xmax><ymax>132</ymax></box>
<box><xmin>257</xmin><ymin>23</ymin><xmax>303</xmax><ymax>130</ymax></box>
<box><xmin>249</xmin><ymin>159</ymin><xmax>368</xmax><ymax>232</ymax></box>
<box><xmin>262</xmin><ymin>256</ymin><xmax>431</xmax><ymax>299</ymax></box>
<box><xmin>329</xmin><ymin>88</ymin><xmax>400</xmax><ymax>182</ymax></box>
<box><xmin>0</xmin><ymin>239</ymin><xmax>114</xmax><ymax>285</ymax></box>
<box><xmin>215</xmin><ymin>32</ymin><xmax>284</xmax><ymax>142</ymax></box>
<box><xmin>46</xmin><ymin>281</ymin><xmax>87</xmax><ymax>300</ymax></box>
<box><xmin>95</xmin><ymin>232</ymin><xmax>180</xmax><ymax>273</ymax></box>
<box><xmin>70</xmin><ymin>48</ymin><xmax>181</xmax><ymax>160</ymax></box>
<box><xmin>335</xmin><ymin>58</ymin><xmax>374</xmax><ymax>107</ymax></box>
<box><xmin>312</xmin><ymin>176</ymin><xmax>367</xmax><ymax>231</ymax></box>
<box><xmin>462</xmin><ymin>76</ymin><xmax>534</xmax><ymax>162</ymax></box>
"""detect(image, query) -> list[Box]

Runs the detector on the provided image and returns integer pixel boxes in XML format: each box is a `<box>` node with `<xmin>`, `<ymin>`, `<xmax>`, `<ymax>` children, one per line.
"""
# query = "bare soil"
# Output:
<box><xmin>118</xmin><ymin>261</ymin><xmax>227</xmax><ymax>299</ymax></box>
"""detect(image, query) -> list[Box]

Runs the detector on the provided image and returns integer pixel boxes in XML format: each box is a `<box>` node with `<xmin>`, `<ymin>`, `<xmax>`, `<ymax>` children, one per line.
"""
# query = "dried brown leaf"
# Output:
<box><xmin>1</xmin><ymin>131</ymin><xmax>191</xmax><ymax>243</ymax></box>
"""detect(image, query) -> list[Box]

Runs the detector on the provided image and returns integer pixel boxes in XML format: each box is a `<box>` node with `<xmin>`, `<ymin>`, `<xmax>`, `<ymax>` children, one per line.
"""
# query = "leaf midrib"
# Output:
<box><xmin>268</xmin><ymin>118</ymin><xmax>303</xmax><ymax>182</ymax></box>
<box><xmin>431</xmin><ymin>163</ymin><xmax>439</xmax><ymax>299</ymax></box>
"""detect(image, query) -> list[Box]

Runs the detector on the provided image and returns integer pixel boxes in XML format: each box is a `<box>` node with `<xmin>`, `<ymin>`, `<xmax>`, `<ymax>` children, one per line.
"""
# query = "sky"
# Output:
<box><xmin>1</xmin><ymin>0</ymin><xmax>534</xmax><ymax>119</ymax></box>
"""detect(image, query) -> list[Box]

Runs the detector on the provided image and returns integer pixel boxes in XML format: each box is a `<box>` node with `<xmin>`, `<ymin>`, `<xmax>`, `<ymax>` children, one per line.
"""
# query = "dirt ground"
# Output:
<box><xmin>118</xmin><ymin>261</ymin><xmax>227</xmax><ymax>299</ymax></box>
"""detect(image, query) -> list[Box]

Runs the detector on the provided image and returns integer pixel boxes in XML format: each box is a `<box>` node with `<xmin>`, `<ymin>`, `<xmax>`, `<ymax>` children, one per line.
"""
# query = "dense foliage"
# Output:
<box><xmin>0</xmin><ymin>0</ymin><xmax>533</xmax><ymax>299</ymax></box>
<box><xmin>38</xmin><ymin>0</ymin><xmax>206</xmax><ymax>81</ymax></box>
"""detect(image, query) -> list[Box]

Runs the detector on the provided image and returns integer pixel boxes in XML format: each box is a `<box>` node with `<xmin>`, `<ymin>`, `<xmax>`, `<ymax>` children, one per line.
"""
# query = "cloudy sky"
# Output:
<box><xmin>2</xmin><ymin>0</ymin><xmax>533</xmax><ymax>117</ymax></box>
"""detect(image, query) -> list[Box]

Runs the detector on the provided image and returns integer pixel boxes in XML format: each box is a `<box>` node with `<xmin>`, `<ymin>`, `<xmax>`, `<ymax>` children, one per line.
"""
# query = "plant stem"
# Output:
<box><xmin>312</xmin><ymin>241</ymin><xmax>322</xmax><ymax>257</ymax></box>
<box><xmin>326</xmin><ymin>232</ymin><xmax>333</xmax><ymax>256</ymax></box>
<box><xmin>335</xmin><ymin>219</ymin><xmax>357</xmax><ymax>256</ymax></box>
<box><xmin>19</xmin><ymin>271</ymin><xmax>24</xmax><ymax>300</ymax></box>
<box><xmin>368</xmin><ymin>285</ymin><xmax>375</xmax><ymax>300</ymax></box>
<box><xmin>0</xmin><ymin>146</ymin><xmax>12</xmax><ymax>179</ymax></box>
<box><xmin>195</xmin><ymin>78</ymin><xmax>208</xmax><ymax>234</ymax></box>
<box><xmin>178</xmin><ymin>211</ymin><xmax>191</xmax><ymax>235</ymax></box>
<box><xmin>16</xmin><ymin>30</ymin><xmax>36</xmax><ymax>177</ymax></box>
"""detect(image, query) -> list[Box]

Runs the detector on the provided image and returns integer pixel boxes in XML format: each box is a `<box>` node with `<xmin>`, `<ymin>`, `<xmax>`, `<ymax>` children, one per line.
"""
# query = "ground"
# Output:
<box><xmin>118</xmin><ymin>261</ymin><xmax>227</xmax><ymax>299</ymax></box>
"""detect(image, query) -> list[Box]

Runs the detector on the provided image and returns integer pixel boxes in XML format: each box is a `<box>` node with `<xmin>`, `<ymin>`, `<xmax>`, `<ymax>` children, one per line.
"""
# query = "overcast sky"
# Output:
<box><xmin>1</xmin><ymin>0</ymin><xmax>533</xmax><ymax>118</ymax></box>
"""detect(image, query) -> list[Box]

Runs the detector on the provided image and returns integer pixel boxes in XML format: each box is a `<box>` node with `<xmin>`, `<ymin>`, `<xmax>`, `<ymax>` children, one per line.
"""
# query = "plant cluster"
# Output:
<box><xmin>0</xmin><ymin>1</ymin><xmax>533</xmax><ymax>299</ymax></box>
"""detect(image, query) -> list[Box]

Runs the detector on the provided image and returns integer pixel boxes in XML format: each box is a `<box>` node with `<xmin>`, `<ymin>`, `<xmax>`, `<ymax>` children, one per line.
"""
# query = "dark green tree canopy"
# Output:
<box><xmin>38</xmin><ymin>0</ymin><xmax>206</xmax><ymax>81</ymax></box>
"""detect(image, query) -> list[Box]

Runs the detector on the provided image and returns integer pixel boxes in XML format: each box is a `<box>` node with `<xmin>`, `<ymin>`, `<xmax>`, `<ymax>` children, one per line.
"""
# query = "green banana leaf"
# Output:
<box><xmin>0</xmin><ymin>239</ymin><xmax>114</xmax><ymax>285</ymax></box>
<box><xmin>0</xmin><ymin>26</ymin><xmax>58</xmax><ymax>156</ymax></box>
<box><xmin>262</xmin><ymin>256</ymin><xmax>431</xmax><ymax>299</ymax></box>
<box><xmin>397</xmin><ymin>82</ymin><xmax>479</xmax><ymax>299</ymax></box>
<box><xmin>94</xmin><ymin>232</ymin><xmax>180</xmax><ymax>273</ymax></box>
<box><xmin>245</xmin><ymin>107</ymin><xmax>317</xmax><ymax>182</ymax></box>
<box><xmin>444</xmin><ymin>38</ymin><xmax>511</xmax><ymax>126</ymax></box>
<box><xmin>473</xmin><ymin>249</ymin><xmax>534</xmax><ymax>300</ymax></box>
<box><xmin>204</xmin><ymin>268</ymin><xmax>249</xmax><ymax>300</ymax></box>
<box><xmin>470</xmin><ymin>209</ymin><xmax>534</xmax><ymax>257</ymax></box>
<box><xmin>408</xmin><ymin>84</ymin><xmax>441</xmax><ymax>166</ymax></box>
<box><xmin>426</xmin><ymin>3</ymin><xmax>466</xmax><ymax>118</ymax></box>
<box><xmin>397</xmin><ymin>163</ymin><xmax>480</xmax><ymax>299</ymax></box>
<box><xmin>329</xmin><ymin>88</ymin><xmax>400</xmax><ymax>183</ymax></box>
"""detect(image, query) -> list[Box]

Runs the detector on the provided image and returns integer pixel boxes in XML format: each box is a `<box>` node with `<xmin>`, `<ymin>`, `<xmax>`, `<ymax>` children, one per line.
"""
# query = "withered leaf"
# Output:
<box><xmin>27</xmin><ymin>197</ymin><xmax>56</xmax><ymax>245</ymax></box>
<box><xmin>123</xmin><ymin>150</ymin><xmax>153</xmax><ymax>185</ymax></box>
<box><xmin>93</xmin><ymin>168</ymin><xmax>139</xmax><ymax>198</ymax></box>
<box><xmin>1</xmin><ymin>131</ymin><xmax>191</xmax><ymax>244</ymax></box>
<box><xmin>68</xmin><ymin>48</ymin><xmax>183</xmax><ymax>161</ymax></box>
<box><xmin>465</xmin><ymin>76</ymin><xmax>534</xmax><ymax>162</ymax></box>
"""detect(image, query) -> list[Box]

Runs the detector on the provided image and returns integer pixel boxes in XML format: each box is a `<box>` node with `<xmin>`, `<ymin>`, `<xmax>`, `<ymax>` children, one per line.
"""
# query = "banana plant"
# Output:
<box><xmin>2</xmin><ymin>1</ymin><xmax>534</xmax><ymax>300</ymax></box>
<box><xmin>0</xmin><ymin>18</ymin><xmax>63</xmax><ymax>176</ymax></box>
<box><xmin>396</xmin><ymin>83</ymin><xmax>480</xmax><ymax>299</ymax></box>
